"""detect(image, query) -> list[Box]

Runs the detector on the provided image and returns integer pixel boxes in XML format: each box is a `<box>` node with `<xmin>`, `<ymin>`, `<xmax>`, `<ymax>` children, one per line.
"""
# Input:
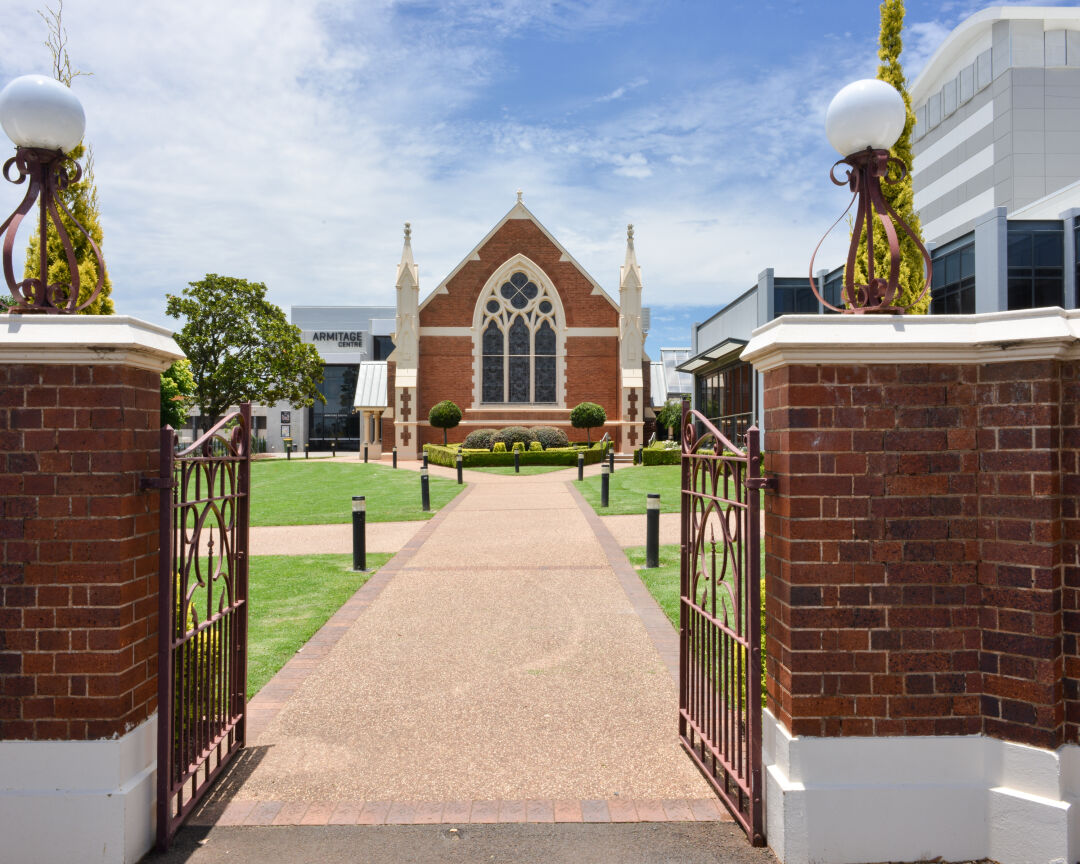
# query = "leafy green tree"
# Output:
<box><xmin>655</xmin><ymin>400</ymin><xmax>683</xmax><ymax>440</ymax></box>
<box><xmin>160</xmin><ymin>359</ymin><xmax>195</xmax><ymax>429</ymax></box>
<box><xmin>166</xmin><ymin>274</ymin><xmax>325</xmax><ymax>433</ymax></box>
<box><xmin>428</xmin><ymin>400</ymin><xmax>462</xmax><ymax>445</ymax></box>
<box><xmin>849</xmin><ymin>0</ymin><xmax>929</xmax><ymax>314</ymax></box>
<box><xmin>570</xmin><ymin>401</ymin><xmax>606</xmax><ymax>445</ymax></box>
<box><xmin>21</xmin><ymin>1</ymin><xmax>113</xmax><ymax>315</ymax></box>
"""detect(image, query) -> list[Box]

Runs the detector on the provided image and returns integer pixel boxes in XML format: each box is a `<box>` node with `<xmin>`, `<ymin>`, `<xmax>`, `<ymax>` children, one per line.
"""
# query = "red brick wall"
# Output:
<box><xmin>407</xmin><ymin>216</ymin><xmax>621</xmax><ymax>446</ymax></box>
<box><xmin>1063</xmin><ymin>361</ymin><xmax>1080</xmax><ymax>743</ymax></box>
<box><xmin>0</xmin><ymin>363</ymin><xmax>161</xmax><ymax>741</ymax></box>
<box><xmin>764</xmin><ymin>360</ymin><xmax>1069</xmax><ymax>749</ymax></box>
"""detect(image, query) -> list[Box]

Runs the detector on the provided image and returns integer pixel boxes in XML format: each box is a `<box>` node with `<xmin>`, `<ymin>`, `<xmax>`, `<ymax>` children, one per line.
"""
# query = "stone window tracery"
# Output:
<box><xmin>479</xmin><ymin>270</ymin><xmax>558</xmax><ymax>404</ymax></box>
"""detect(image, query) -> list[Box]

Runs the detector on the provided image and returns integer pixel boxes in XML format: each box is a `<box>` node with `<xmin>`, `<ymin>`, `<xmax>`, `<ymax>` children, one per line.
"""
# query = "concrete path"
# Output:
<box><xmin>199</xmin><ymin>466</ymin><xmax>715</xmax><ymax>826</ymax></box>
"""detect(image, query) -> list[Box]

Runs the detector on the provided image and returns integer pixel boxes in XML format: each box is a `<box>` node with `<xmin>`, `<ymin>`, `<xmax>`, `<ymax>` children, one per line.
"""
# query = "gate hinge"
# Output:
<box><xmin>745</xmin><ymin>476</ymin><xmax>776</xmax><ymax>491</ymax></box>
<box><xmin>140</xmin><ymin>476</ymin><xmax>175</xmax><ymax>491</ymax></box>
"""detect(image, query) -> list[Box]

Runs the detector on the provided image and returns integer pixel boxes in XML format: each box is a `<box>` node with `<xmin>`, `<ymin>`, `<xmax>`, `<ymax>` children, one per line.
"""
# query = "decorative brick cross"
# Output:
<box><xmin>400</xmin><ymin>391</ymin><xmax>412</xmax><ymax>445</ymax></box>
<box><xmin>628</xmin><ymin>390</ymin><xmax>639</xmax><ymax>446</ymax></box>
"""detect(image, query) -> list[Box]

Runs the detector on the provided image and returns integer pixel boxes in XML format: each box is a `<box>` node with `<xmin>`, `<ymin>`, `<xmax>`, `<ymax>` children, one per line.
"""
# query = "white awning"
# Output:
<box><xmin>353</xmin><ymin>361</ymin><xmax>388</xmax><ymax>409</ymax></box>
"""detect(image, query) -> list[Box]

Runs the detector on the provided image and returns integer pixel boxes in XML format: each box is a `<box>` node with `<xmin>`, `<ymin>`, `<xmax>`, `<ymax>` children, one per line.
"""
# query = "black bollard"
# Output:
<box><xmin>392</xmin><ymin>446</ymin><xmax>398</xmax><ymax>469</ymax></box>
<box><xmin>514</xmin><ymin>449</ymin><xmax>520</xmax><ymax>474</ymax></box>
<box><xmin>352</xmin><ymin>496</ymin><xmax>367</xmax><ymax>571</ymax></box>
<box><xmin>305</xmin><ymin>443</ymin><xmax>309</xmax><ymax>459</ymax></box>
<box><xmin>420</xmin><ymin>467</ymin><xmax>431</xmax><ymax>512</ymax></box>
<box><xmin>646</xmin><ymin>493</ymin><xmax>660</xmax><ymax>568</ymax></box>
<box><xmin>364</xmin><ymin>445</ymin><xmax>369</xmax><ymax>463</ymax></box>
<box><xmin>286</xmin><ymin>444</ymin><xmax>291</xmax><ymax>461</ymax></box>
<box><xmin>601</xmin><ymin>463</ymin><xmax>610</xmax><ymax>508</ymax></box>
<box><xmin>577</xmin><ymin>451</ymin><xmax>584</xmax><ymax>481</ymax></box>
<box><xmin>423</xmin><ymin>451</ymin><xmax>428</xmax><ymax>469</ymax></box>
<box><xmin>456</xmin><ymin>452</ymin><xmax>463</xmax><ymax>484</ymax></box>
<box><xmin>331</xmin><ymin>441</ymin><xmax>336</xmax><ymax>458</ymax></box>
<box><xmin>608</xmin><ymin>447</ymin><xmax>614</xmax><ymax>473</ymax></box>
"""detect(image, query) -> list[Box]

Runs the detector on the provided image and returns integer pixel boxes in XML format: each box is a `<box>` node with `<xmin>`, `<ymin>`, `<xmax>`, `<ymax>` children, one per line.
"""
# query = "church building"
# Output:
<box><xmin>385</xmin><ymin>195</ymin><xmax>650</xmax><ymax>458</ymax></box>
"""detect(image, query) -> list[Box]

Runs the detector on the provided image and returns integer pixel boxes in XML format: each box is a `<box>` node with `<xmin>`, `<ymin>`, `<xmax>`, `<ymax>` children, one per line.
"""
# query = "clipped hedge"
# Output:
<box><xmin>462</xmin><ymin>428</ymin><xmax>497</xmax><ymax>449</ymax></box>
<box><xmin>642</xmin><ymin>446</ymin><xmax>681</xmax><ymax>466</ymax></box>
<box><xmin>493</xmin><ymin>426</ymin><xmax>537</xmax><ymax>448</ymax></box>
<box><xmin>532</xmin><ymin>425</ymin><xmax>569</xmax><ymax>449</ymax></box>
<box><xmin>425</xmin><ymin>443</ymin><xmax>607</xmax><ymax>468</ymax></box>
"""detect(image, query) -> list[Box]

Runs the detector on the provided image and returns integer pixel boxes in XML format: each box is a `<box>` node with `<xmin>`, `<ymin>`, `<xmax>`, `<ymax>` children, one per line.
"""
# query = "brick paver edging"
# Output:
<box><xmin>245</xmin><ymin>484</ymin><xmax>475</xmax><ymax>742</ymax></box>
<box><xmin>191</xmin><ymin>797</ymin><xmax>731</xmax><ymax>827</ymax></box>
<box><xmin>567</xmin><ymin>482</ymin><xmax>680</xmax><ymax>684</ymax></box>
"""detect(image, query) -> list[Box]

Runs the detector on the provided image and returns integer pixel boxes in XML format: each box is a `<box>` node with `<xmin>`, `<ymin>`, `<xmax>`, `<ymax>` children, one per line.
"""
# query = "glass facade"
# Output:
<box><xmin>372</xmin><ymin>334</ymin><xmax>394</xmax><ymax>360</ymax></box>
<box><xmin>773</xmin><ymin>278</ymin><xmax>819</xmax><ymax>316</ymax></box>
<box><xmin>307</xmin><ymin>364</ymin><xmax>360</xmax><ymax>449</ymax></box>
<box><xmin>695</xmin><ymin>361</ymin><xmax>753</xmax><ymax>446</ymax></box>
<box><xmin>931</xmin><ymin>233</ymin><xmax>976</xmax><ymax>314</ymax></box>
<box><xmin>821</xmin><ymin>266</ymin><xmax>845</xmax><ymax>312</ymax></box>
<box><xmin>1007</xmin><ymin>221</ymin><xmax>1064</xmax><ymax>310</ymax></box>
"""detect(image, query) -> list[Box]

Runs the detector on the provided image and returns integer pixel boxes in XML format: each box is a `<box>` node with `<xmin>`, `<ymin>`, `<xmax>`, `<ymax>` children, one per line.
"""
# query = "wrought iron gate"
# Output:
<box><xmin>680</xmin><ymin>403</ymin><xmax>766</xmax><ymax>845</ymax></box>
<box><xmin>152</xmin><ymin>406</ymin><xmax>251</xmax><ymax>849</ymax></box>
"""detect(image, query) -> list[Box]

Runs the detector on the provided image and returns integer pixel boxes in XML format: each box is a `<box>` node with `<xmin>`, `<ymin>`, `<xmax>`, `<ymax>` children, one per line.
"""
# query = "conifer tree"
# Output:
<box><xmin>21</xmin><ymin>1</ymin><xmax>114</xmax><ymax>315</ymax></box>
<box><xmin>850</xmin><ymin>0</ymin><xmax>929</xmax><ymax>313</ymax></box>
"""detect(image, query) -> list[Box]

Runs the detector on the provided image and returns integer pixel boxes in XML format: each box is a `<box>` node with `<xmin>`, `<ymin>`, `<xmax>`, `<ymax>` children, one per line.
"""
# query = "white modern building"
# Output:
<box><xmin>681</xmin><ymin>6</ymin><xmax>1080</xmax><ymax>432</ymax></box>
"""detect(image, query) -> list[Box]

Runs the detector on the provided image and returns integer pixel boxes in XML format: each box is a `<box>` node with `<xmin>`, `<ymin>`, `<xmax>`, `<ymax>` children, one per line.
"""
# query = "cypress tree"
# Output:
<box><xmin>850</xmin><ymin>0</ymin><xmax>929</xmax><ymax>313</ymax></box>
<box><xmin>21</xmin><ymin>2</ymin><xmax>113</xmax><ymax>315</ymax></box>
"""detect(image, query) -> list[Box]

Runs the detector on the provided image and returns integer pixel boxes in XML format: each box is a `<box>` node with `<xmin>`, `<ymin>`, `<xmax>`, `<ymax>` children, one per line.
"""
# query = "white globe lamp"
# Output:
<box><xmin>0</xmin><ymin>74</ymin><xmax>102</xmax><ymax>314</ymax></box>
<box><xmin>0</xmin><ymin>74</ymin><xmax>85</xmax><ymax>153</ymax></box>
<box><xmin>825</xmin><ymin>78</ymin><xmax>905</xmax><ymax>158</ymax></box>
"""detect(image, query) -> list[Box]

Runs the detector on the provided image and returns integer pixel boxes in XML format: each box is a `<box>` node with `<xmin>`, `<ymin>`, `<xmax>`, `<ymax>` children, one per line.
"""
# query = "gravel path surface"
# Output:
<box><xmin>233</xmin><ymin>468</ymin><xmax>712</xmax><ymax>802</ymax></box>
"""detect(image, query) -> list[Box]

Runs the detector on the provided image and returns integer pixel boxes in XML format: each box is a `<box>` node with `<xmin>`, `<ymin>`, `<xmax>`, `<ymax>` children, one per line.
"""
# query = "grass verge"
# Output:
<box><xmin>625</xmin><ymin>544</ymin><xmax>680</xmax><ymax>626</ymax></box>
<box><xmin>247</xmin><ymin>553</ymin><xmax>391</xmax><ymax>697</ymax></box>
<box><xmin>577</xmin><ymin>465</ymin><xmax>681</xmax><ymax>515</ymax></box>
<box><xmin>250</xmin><ymin>461</ymin><xmax>463</xmax><ymax>526</ymax></box>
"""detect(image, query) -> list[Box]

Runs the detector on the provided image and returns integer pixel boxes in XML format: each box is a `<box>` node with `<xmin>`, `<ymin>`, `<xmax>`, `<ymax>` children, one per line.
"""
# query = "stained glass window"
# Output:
<box><xmin>482</xmin><ymin>320</ymin><xmax>503</xmax><ymax>402</ymax></box>
<box><xmin>478</xmin><ymin>270</ymin><xmax>558</xmax><ymax>404</ymax></box>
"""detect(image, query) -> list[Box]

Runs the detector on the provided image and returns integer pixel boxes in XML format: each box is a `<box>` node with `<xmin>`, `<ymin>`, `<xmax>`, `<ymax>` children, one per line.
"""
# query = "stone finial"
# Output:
<box><xmin>627</xmin><ymin>223</ymin><xmax>635</xmax><ymax>247</ymax></box>
<box><xmin>516</xmin><ymin>189</ymin><xmax>523</xmax><ymax>203</ymax></box>
<box><xmin>404</xmin><ymin>221</ymin><xmax>411</xmax><ymax>240</ymax></box>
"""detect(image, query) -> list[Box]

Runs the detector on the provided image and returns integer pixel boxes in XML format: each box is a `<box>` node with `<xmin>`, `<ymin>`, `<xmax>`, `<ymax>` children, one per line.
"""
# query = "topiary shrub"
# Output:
<box><xmin>462</xmin><ymin>428</ymin><xmax>497</xmax><ymax>450</ymax></box>
<box><xmin>532</xmin><ymin>425</ymin><xmax>568</xmax><ymax>449</ymax></box>
<box><xmin>569</xmin><ymin>401</ymin><xmax>606</xmax><ymax>445</ymax></box>
<box><xmin>493</xmin><ymin>426</ymin><xmax>537</xmax><ymax>448</ymax></box>
<box><xmin>492</xmin><ymin>442</ymin><xmax>507</xmax><ymax>453</ymax></box>
<box><xmin>428</xmin><ymin>400</ymin><xmax>463</xmax><ymax>446</ymax></box>
<box><xmin>512</xmin><ymin>441</ymin><xmax>525</xmax><ymax>452</ymax></box>
<box><xmin>529</xmin><ymin>441</ymin><xmax>542</xmax><ymax>451</ymax></box>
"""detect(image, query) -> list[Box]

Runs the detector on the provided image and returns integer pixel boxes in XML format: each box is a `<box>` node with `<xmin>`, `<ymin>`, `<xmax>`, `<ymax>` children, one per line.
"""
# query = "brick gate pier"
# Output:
<box><xmin>744</xmin><ymin>308</ymin><xmax>1079</xmax><ymax>864</ymax></box>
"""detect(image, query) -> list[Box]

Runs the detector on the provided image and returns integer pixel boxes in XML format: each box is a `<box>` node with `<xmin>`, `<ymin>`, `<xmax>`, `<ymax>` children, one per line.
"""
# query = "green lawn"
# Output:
<box><xmin>250</xmin><ymin>460</ymin><xmax>463</xmax><ymax>526</ymax></box>
<box><xmin>625</xmin><ymin>544</ymin><xmax>681</xmax><ymax>626</ymax></box>
<box><xmin>247</xmin><ymin>553</ymin><xmax>391</xmax><ymax>697</ymax></box>
<box><xmin>469</xmin><ymin>464</ymin><xmax>573</xmax><ymax>475</ymax></box>
<box><xmin>577</xmin><ymin>465</ymin><xmax>681</xmax><ymax>515</ymax></box>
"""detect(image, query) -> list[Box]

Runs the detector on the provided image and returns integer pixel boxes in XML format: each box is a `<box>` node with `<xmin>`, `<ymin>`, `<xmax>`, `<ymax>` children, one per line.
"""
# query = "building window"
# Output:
<box><xmin>1007</xmin><ymin>221</ymin><xmax>1064</xmax><ymax>310</ymax></box>
<box><xmin>931</xmin><ymin>233</ymin><xmax>975</xmax><ymax>314</ymax></box>
<box><xmin>821</xmin><ymin>266</ymin><xmax>845</xmax><ymax>313</ymax></box>
<box><xmin>479</xmin><ymin>271</ymin><xmax>558</xmax><ymax>404</ymax></box>
<box><xmin>372</xmin><ymin>334</ymin><xmax>394</xmax><ymax>361</ymax></box>
<box><xmin>695</xmin><ymin>361</ymin><xmax>753</xmax><ymax>446</ymax></box>
<box><xmin>773</xmin><ymin>278</ymin><xmax>819</xmax><ymax>317</ymax></box>
<box><xmin>308</xmin><ymin>364</ymin><xmax>359</xmax><ymax>448</ymax></box>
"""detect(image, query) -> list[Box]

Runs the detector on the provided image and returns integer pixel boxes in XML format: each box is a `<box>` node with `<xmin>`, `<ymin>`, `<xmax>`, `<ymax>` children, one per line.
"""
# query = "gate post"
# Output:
<box><xmin>0</xmin><ymin>315</ymin><xmax>183</xmax><ymax>864</ymax></box>
<box><xmin>743</xmin><ymin>310</ymin><xmax>1078</xmax><ymax>864</ymax></box>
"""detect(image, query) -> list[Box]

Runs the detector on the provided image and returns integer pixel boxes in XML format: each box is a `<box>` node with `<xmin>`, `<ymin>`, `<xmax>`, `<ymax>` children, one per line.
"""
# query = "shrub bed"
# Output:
<box><xmin>642</xmin><ymin>446</ymin><xmax>680</xmax><ymax>466</ymax></box>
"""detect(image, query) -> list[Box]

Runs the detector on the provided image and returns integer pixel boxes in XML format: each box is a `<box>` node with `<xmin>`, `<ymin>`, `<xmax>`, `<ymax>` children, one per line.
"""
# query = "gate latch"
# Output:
<box><xmin>140</xmin><ymin>476</ymin><xmax>175</xmax><ymax>491</ymax></box>
<box><xmin>745</xmin><ymin>476</ymin><xmax>776</xmax><ymax>491</ymax></box>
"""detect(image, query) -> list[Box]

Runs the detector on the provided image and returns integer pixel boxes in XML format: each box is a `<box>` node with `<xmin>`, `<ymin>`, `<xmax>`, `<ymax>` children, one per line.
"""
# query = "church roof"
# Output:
<box><xmin>419</xmin><ymin>194</ymin><xmax>619</xmax><ymax>313</ymax></box>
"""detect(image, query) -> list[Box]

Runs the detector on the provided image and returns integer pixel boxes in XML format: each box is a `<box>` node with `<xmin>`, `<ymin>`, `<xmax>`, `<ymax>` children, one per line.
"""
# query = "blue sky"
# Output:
<box><xmin>0</xmin><ymin>1</ymin><xmax>1072</xmax><ymax>358</ymax></box>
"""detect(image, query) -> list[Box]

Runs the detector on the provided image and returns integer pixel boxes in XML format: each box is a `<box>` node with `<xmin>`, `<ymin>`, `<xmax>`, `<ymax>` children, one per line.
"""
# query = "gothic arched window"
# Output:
<box><xmin>479</xmin><ymin>271</ymin><xmax>558</xmax><ymax>404</ymax></box>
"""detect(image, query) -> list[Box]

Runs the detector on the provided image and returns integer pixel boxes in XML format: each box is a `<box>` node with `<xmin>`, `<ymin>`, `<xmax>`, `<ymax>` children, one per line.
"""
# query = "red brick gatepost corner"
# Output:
<box><xmin>0</xmin><ymin>315</ymin><xmax>183</xmax><ymax>864</ymax></box>
<box><xmin>742</xmin><ymin>308</ymin><xmax>1079</xmax><ymax>864</ymax></box>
